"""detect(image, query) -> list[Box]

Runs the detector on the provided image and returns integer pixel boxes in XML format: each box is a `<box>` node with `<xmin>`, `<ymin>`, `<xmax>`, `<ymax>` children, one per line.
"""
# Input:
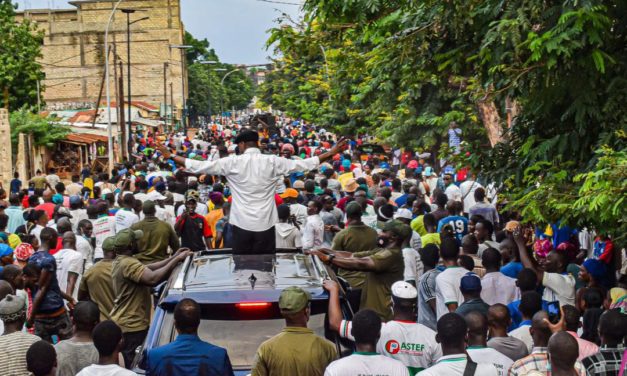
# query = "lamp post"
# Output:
<box><xmin>120</xmin><ymin>9</ymin><xmax>148</xmax><ymax>157</ymax></box>
<box><xmin>105</xmin><ymin>0</ymin><xmax>124</xmax><ymax>173</ymax></box>
<box><xmin>169</xmin><ymin>44</ymin><xmax>193</xmax><ymax>133</ymax></box>
<box><xmin>218</xmin><ymin>68</ymin><xmax>240</xmax><ymax>117</ymax></box>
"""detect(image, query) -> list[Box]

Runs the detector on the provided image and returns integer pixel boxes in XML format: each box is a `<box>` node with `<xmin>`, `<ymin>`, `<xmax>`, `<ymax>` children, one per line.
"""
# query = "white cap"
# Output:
<box><xmin>394</xmin><ymin>208</ymin><xmax>413</xmax><ymax>220</ymax></box>
<box><xmin>391</xmin><ymin>281</ymin><xmax>417</xmax><ymax>300</ymax></box>
<box><xmin>101</xmin><ymin>188</ymin><xmax>113</xmax><ymax>196</ymax></box>
<box><xmin>147</xmin><ymin>191</ymin><xmax>166</xmax><ymax>201</ymax></box>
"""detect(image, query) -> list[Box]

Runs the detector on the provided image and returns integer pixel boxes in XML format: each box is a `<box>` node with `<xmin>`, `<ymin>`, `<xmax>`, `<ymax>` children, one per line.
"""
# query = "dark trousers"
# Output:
<box><xmin>122</xmin><ymin>329</ymin><xmax>148</xmax><ymax>369</ymax></box>
<box><xmin>232</xmin><ymin>225</ymin><xmax>276</xmax><ymax>254</ymax></box>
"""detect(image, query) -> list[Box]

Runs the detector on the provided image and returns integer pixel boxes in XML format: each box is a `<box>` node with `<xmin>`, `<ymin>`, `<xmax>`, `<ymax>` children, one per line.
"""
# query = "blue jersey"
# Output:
<box><xmin>437</xmin><ymin>215</ymin><xmax>469</xmax><ymax>243</ymax></box>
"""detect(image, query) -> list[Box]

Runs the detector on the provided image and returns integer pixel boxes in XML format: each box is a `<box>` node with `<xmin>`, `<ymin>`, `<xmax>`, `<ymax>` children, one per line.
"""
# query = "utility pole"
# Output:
<box><xmin>170</xmin><ymin>82</ymin><xmax>174</xmax><ymax>132</ymax></box>
<box><xmin>118</xmin><ymin>60</ymin><xmax>126</xmax><ymax>161</ymax></box>
<box><xmin>122</xmin><ymin>9</ymin><xmax>135</xmax><ymax>158</ymax></box>
<box><xmin>163</xmin><ymin>62</ymin><xmax>168</xmax><ymax>132</ymax></box>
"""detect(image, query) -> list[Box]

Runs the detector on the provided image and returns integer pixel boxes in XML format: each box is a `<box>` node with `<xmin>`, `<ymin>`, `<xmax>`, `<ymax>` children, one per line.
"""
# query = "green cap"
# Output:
<box><xmin>383</xmin><ymin>220</ymin><xmax>412</xmax><ymax>240</ymax></box>
<box><xmin>114</xmin><ymin>229</ymin><xmax>144</xmax><ymax>248</ymax></box>
<box><xmin>102</xmin><ymin>236</ymin><xmax>116</xmax><ymax>253</ymax></box>
<box><xmin>345</xmin><ymin>201</ymin><xmax>363</xmax><ymax>218</ymax></box>
<box><xmin>278</xmin><ymin>286</ymin><xmax>311</xmax><ymax>314</ymax></box>
<box><xmin>142</xmin><ymin>200</ymin><xmax>156</xmax><ymax>214</ymax></box>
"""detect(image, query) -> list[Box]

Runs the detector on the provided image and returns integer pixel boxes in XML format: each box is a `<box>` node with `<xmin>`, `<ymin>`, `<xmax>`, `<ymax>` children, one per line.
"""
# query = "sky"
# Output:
<box><xmin>15</xmin><ymin>0</ymin><xmax>303</xmax><ymax>64</ymax></box>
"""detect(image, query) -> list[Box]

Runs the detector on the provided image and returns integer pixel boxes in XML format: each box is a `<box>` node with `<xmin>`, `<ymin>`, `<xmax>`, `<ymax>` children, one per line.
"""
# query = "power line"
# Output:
<box><xmin>256</xmin><ymin>0</ymin><xmax>302</xmax><ymax>6</ymax></box>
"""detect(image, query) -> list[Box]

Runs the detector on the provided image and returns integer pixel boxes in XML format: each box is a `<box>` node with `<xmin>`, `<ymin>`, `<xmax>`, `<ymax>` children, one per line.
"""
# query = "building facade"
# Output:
<box><xmin>16</xmin><ymin>0</ymin><xmax>187</xmax><ymax>112</ymax></box>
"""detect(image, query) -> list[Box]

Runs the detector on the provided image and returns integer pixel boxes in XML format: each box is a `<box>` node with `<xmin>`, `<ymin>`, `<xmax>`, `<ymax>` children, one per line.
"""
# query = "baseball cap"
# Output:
<box><xmin>382</xmin><ymin>220</ymin><xmax>412</xmax><ymax>240</ymax></box>
<box><xmin>56</xmin><ymin>207</ymin><xmax>73</xmax><ymax>219</ymax></box>
<box><xmin>113</xmin><ymin>229</ymin><xmax>144</xmax><ymax>248</ymax></box>
<box><xmin>101</xmin><ymin>188</ymin><xmax>113</xmax><ymax>196</ymax></box>
<box><xmin>293</xmin><ymin>180</ymin><xmax>305</xmax><ymax>190</ymax></box>
<box><xmin>407</xmin><ymin>160</ymin><xmax>418</xmax><ymax>169</ymax></box>
<box><xmin>423</xmin><ymin>166</ymin><xmax>434</xmax><ymax>177</ymax></box>
<box><xmin>278</xmin><ymin>286</ymin><xmax>311</xmax><ymax>314</ymax></box>
<box><xmin>460</xmin><ymin>273</ymin><xmax>482</xmax><ymax>293</ymax></box>
<box><xmin>280</xmin><ymin>188</ymin><xmax>299</xmax><ymax>199</ymax></box>
<box><xmin>391</xmin><ymin>281</ymin><xmax>418</xmax><ymax>300</ymax></box>
<box><xmin>394</xmin><ymin>208</ymin><xmax>413</xmax><ymax>220</ymax></box>
<box><xmin>102</xmin><ymin>236</ymin><xmax>116</xmax><ymax>253</ymax></box>
<box><xmin>147</xmin><ymin>191</ymin><xmax>166</xmax><ymax>201</ymax></box>
<box><xmin>185</xmin><ymin>190</ymin><xmax>200</xmax><ymax>202</ymax></box>
<box><xmin>142</xmin><ymin>200</ymin><xmax>156</xmax><ymax>214</ymax></box>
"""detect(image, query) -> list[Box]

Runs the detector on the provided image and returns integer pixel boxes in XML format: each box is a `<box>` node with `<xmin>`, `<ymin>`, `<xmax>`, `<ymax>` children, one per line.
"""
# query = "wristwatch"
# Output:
<box><xmin>326</xmin><ymin>254</ymin><xmax>336</xmax><ymax>265</ymax></box>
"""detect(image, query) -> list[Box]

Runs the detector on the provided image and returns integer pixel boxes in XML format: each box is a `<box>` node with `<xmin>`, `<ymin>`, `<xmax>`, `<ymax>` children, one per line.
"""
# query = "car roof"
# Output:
<box><xmin>162</xmin><ymin>251</ymin><xmax>331</xmax><ymax>305</ymax></box>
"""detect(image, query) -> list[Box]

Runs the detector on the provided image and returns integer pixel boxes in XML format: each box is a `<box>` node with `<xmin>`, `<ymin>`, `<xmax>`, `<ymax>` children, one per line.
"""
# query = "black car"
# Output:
<box><xmin>132</xmin><ymin>249</ymin><xmax>354</xmax><ymax>375</ymax></box>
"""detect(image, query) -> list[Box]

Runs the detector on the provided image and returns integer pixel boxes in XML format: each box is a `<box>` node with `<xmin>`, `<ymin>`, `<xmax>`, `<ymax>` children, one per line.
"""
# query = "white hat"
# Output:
<box><xmin>101</xmin><ymin>188</ymin><xmax>113</xmax><ymax>196</ymax></box>
<box><xmin>394</xmin><ymin>208</ymin><xmax>413</xmax><ymax>220</ymax></box>
<box><xmin>391</xmin><ymin>281</ymin><xmax>417</xmax><ymax>300</ymax></box>
<box><xmin>147</xmin><ymin>191</ymin><xmax>166</xmax><ymax>201</ymax></box>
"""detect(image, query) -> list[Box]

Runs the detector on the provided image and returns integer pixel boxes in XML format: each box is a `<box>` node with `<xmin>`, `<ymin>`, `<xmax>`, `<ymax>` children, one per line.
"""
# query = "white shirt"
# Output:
<box><xmin>92</xmin><ymin>216</ymin><xmax>116</xmax><ymax>260</ymax></box>
<box><xmin>289</xmin><ymin>203</ymin><xmax>308</xmax><ymax>227</ymax></box>
<box><xmin>114</xmin><ymin>209</ymin><xmax>139</xmax><ymax>232</ymax></box>
<box><xmin>467</xmin><ymin>347</ymin><xmax>514</xmax><ymax>376</ymax></box>
<box><xmin>402</xmin><ymin>247</ymin><xmax>423</xmax><ymax>282</ymax></box>
<box><xmin>542</xmin><ymin>272</ymin><xmax>576</xmax><ymax>306</ymax></box>
<box><xmin>444</xmin><ymin>184</ymin><xmax>462</xmax><ymax>202</ymax></box>
<box><xmin>185</xmin><ymin>148</ymin><xmax>320</xmax><ymax>232</ymax></box>
<box><xmin>325</xmin><ymin>353</ymin><xmax>409</xmax><ymax>376</ymax></box>
<box><xmin>509</xmin><ymin>324</ymin><xmax>533</xmax><ymax>353</ymax></box>
<box><xmin>54</xmin><ymin>248</ymin><xmax>84</xmax><ymax>301</ymax></box>
<box><xmin>69</xmin><ymin>208</ymin><xmax>88</xmax><ymax>232</ymax></box>
<box><xmin>418</xmin><ymin>354</ymin><xmax>498</xmax><ymax>376</ymax></box>
<box><xmin>339</xmin><ymin>320</ymin><xmax>441</xmax><ymax>372</ymax></box>
<box><xmin>302</xmin><ymin>214</ymin><xmax>324</xmax><ymax>250</ymax></box>
<box><xmin>76</xmin><ymin>235</ymin><xmax>94</xmax><ymax>271</ymax></box>
<box><xmin>459</xmin><ymin>180</ymin><xmax>483</xmax><ymax>213</ymax></box>
<box><xmin>76</xmin><ymin>364</ymin><xmax>137</xmax><ymax>376</ymax></box>
<box><xmin>176</xmin><ymin>202</ymin><xmax>208</xmax><ymax>216</ymax></box>
<box><xmin>435</xmin><ymin>267</ymin><xmax>468</xmax><ymax>319</ymax></box>
<box><xmin>480</xmin><ymin>272</ymin><xmax>520</xmax><ymax>305</ymax></box>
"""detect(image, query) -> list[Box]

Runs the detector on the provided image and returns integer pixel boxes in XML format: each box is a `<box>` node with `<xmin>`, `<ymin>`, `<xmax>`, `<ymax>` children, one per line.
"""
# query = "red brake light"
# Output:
<box><xmin>236</xmin><ymin>302</ymin><xmax>271</xmax><ymax>309</ymax></box>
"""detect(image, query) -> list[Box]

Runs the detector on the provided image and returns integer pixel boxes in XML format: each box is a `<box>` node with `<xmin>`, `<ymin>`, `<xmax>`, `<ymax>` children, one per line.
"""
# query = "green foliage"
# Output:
<box><xmin>10</xmin><ymin>107</ymin><xmax>70</xmax><ymax>149</ymax></box>
<box><xmin>184</xmin><ymin>32</ymin><xmax>254</xmax><ymax>122</ymax></box>
<box><xmin>0</xmin><ymin>0</ymin><xmax>44</xmax><ymax>110</ymax></box>
<box><xmin>262</xmin><ymin>0</ymin><xmax>626</xmax><ymax>242</ymax></box>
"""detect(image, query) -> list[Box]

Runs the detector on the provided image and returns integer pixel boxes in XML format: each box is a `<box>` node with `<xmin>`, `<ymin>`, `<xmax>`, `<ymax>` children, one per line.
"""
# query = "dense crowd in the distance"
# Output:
<box><xmin>0</xmin><ymin>117</ymin><xmax>625</xmax><ymax>376</ymax></box>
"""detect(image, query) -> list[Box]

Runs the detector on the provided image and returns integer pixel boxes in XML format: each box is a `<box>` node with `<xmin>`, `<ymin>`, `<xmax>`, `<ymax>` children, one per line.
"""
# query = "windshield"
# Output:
<box><xmin>156</xmin><ymin>312</ymin><xmax>328</xmax><ymax>370</ymax></box>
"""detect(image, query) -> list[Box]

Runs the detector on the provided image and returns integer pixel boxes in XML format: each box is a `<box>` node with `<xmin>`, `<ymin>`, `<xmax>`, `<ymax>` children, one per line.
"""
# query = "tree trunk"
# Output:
<box><xmin>477</xmin><ymin>100</ymin><xmax>503</xmax><ymax>147</ymax></box>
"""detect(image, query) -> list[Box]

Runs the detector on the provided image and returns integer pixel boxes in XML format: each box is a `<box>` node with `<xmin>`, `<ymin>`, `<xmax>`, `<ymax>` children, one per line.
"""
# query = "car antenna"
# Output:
<box><xmin>248</xmin><ymin>273</ymin><xmax>257</xmax><ymax>290</ymax></box>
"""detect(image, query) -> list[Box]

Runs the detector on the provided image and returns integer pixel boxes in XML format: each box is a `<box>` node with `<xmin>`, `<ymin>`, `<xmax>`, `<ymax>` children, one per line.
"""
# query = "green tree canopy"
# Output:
<box><xmin>0</xmin><ymin>0</ymin><xmax>44</xmax><ymax>110</ymax></box>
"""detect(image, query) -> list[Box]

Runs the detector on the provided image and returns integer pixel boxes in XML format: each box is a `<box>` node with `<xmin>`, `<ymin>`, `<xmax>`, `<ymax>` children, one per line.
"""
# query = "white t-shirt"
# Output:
<box><xmin>302</xmin><ymin>214</ymin><xmax>324</xmax><ymax>250</ymax></box>
<box><xmin>418</xmin><ymin>354</ymin><xmax>498</xmax><ymax>376</ymax></box>
<box><xmin>402</xmin><ymin>247</ymin><xmax>422</xmax><ymax>282</ymax></box>
<box><xmin>54</xmin><ymin>248</ymin><xmax>84</xmax><ymax>301</ymax></box>
<box><xmin>114</xmin><ymin>209</ymin><xmax>139</xmax><ymax>232</ymax></box>
<box><xmin>435</xmin><ymin>266</ymin><xmax>468</xmax><ymax>319</ymax></box>
<box><xmin>289</xmin><ymin>203</ymin><xmax>308</xmax><ymax>227</ymax></box>
<box><xmin>459</xmin><ymin>180</ymin><xmax>483</xmax><ymax>213</ymax></box>
<box><xmin>76</xmin><ymin>364</ymin><xmax>137</xmax><ymax>376</ymax></box>
<box><xmin>542</xmin><ymin>272</ymin><xmax>576</xmax><ymax>306</ymax></box>
<box><xmin>467</xmin><ymin>346</ymin><xmax>514</xmax><ymax>376</ymax></box>
<box><xmin>340</xmin><ymin>320</ymin><xmax>441</xmax><ymax>373</ymax></box>
<box><xmin>480</xmin><ymin>272</ymin><xmax>520</xmax><ymax>305</ymax></box>
<box><xmin>69</xmin><ymin>208</ymin><xmax>88</xmax><ymax>232</ymax></box>
<box><xmin>325</xmin><ymin>353</ymin><xmax>409</xmax><ymax>376</ymax></box>
<box><xmin>76</xmin><ymin>235</ymin><xmax>94</xmax><ymax>271</ymax></box>
<box><xmin>92</xmin><ymin>216</ymin><xmax>116</xmax><ymax>260</ymax></box>
<box><xmin>509</xmin><ymin>324</ymin><xmax>533</xmax><ymax>353</ymax></box>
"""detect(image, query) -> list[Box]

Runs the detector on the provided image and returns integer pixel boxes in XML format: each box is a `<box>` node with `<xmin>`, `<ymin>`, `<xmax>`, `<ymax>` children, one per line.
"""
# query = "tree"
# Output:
<box><xmin>10</xmin><ymin>107</ymin><xmax>70</xmax><ymax>151</ymax></box>
<box><xmin>262</xmin><ymin>0</ymin><xmax>626</xmax><ymax>244</ymax></box>
<box><xmin>0</xmin><ymin>0</ymin><xmax>44</xmax><ymax>110</ymax></box>
<box><xmin>184</xmin><ymin>32</ymin><xmax>254</xmax><ymax>123</ymax></box>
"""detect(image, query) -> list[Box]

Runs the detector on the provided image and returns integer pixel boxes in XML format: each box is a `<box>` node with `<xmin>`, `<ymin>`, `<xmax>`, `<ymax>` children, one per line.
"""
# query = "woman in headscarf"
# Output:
<box><xmin>576</xmin><ymin>258</ymin><xmax>608</xmax><ymax>312</ymax></box>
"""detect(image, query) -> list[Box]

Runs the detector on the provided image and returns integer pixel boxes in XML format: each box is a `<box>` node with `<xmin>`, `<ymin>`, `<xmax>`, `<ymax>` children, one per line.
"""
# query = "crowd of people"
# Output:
<box><xmin>0</xmin><ymin>116</ymin><xmax>625</xmax><ymax>376</ymax></box>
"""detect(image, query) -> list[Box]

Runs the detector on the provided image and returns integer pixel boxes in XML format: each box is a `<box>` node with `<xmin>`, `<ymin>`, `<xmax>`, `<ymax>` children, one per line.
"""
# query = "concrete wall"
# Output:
<box><xmin>17</xmin><ymin>0</ymin><xmax>186</xmax><ymax>111</ymax></box>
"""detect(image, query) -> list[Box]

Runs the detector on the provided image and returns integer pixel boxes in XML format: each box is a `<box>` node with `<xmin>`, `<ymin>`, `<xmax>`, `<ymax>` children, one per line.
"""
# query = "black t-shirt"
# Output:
<box><xmin>177</xmin><ymin>213</ymin><xmax>211</xmax><ymax>252</ymax></box>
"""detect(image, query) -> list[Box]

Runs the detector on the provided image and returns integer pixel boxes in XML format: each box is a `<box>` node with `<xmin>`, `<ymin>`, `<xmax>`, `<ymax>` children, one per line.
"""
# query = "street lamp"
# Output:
<box><xmin>120</xmin><ymin>8</ymin><xmax>148</xmax><ymax>157</ymax></box>
<box><xmin>218</xmin><ymin>68</ymin><xmax>241</xmax><ymax>117</ymax></box>
<box><xmin>170</xmin><ymin>44</ymin><xmax>193</xmax><ymax>133</ymax></box>
<box><xmin>198</xmin><ymin>60</ymin><xmax>218</xmax><ymax>65</ymax></box>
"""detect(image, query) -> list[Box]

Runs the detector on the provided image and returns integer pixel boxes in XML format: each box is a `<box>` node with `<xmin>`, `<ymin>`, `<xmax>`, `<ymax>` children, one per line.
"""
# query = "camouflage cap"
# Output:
<box><xmin>113</xmin><ymin>229</ymin><xmax>144</xmax><ymax>249</ymax></box>
<box><xmin>185</xmin><ymin>190</ymin><xmax>200</xmax><ymax>202</ymax></box>
<box><xmin>382</xmin><ymin>220</ymin><xmax>412</xmax><ymax>240</ymax></box>
<box><xmin>278</xmin><ymin>286</ymin><xmax>311</xmax><ymax>314</ymax></box>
